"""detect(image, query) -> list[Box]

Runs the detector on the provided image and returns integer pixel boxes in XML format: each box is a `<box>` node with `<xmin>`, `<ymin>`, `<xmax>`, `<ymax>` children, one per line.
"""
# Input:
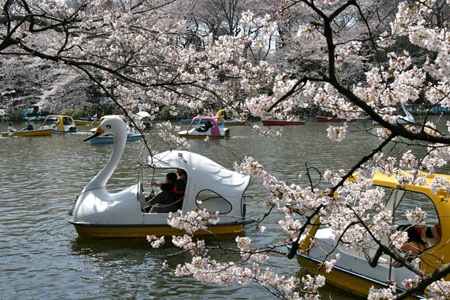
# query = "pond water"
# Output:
<box><xmin>1</xmin><ymin>117</ymin><xmax>448</xmax><ymax>299</ymax></box>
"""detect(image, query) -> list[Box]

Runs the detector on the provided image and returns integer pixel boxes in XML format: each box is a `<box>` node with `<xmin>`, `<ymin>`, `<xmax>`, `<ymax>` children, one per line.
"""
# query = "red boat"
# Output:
<box><xmin>316</xmin><ymin>116</ymin><xmax>356</xmax><ymax>122</ymax></box>
<box><xmin>262</xmin><ymin>119</ymin><xmax>305</xmax><ymax>126</ymax></box>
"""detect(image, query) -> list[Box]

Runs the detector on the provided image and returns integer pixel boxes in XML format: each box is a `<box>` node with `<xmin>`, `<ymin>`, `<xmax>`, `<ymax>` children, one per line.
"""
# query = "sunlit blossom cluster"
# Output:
<box><xmin>147</xmin><ymin>235</ymin><xmax>165</xmax><ymax>248</ymax></box>
<box><xmin>405</xmin><ymin>207</ymin><xmax>427</xmax><ymax>225</ymax></box>
<box><xmin>326</xmin><ymin>123</ymin><xmax>348</xmax><ymax>142</ymax></box>
<box><xmin>167</xmin><ymin>209</ymin><xmax>220</xmax><ymax>235</ymax></box>
<box><xmin>172</xmin><ymin>235</ymin><xmax>208</xmax><ymax>256</ymax></box>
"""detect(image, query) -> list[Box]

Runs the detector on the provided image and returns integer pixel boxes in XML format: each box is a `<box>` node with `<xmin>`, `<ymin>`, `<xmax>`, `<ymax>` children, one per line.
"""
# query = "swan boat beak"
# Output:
<box><xmin>83</xmin><ymin>127</ymin><xmax>105</xmax><ymax>141</ymax></box>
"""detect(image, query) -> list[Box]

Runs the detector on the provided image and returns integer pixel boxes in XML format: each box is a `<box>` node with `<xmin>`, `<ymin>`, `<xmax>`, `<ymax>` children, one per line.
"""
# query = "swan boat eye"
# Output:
<box><xmin>106</xmin><ymin>125</ymin><xmax>111</xmax><ymax>129</ymax></box>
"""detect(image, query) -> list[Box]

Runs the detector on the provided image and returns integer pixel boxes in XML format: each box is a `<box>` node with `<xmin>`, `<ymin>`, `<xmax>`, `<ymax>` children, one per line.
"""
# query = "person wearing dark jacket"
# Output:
<box><xmin>145</xmin><ymin>172</ymin><xmax>178</xmax><ymax>213</ymax></box>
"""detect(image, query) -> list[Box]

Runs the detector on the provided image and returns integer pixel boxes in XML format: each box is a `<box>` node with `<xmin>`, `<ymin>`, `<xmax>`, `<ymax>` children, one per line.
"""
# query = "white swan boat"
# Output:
<box><xmin>67</xmin><ymin>116</ymin><xmax>250</xmax><ymax>238</ymax></box>
<box><xmin>373</xmin><ymin>103</ymin><xmax>415</xmax><ymax>126</ymax></box>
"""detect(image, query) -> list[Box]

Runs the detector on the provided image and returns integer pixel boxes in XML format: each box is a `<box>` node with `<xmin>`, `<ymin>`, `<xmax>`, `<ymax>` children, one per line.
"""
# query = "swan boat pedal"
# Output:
<box><xmin>67</xmin><ymin>116</ymin><xmax>250</xmax><ymax>237</ymax></box>
<box><xmin>295</xmin><ymin>171</ymin><xmax>450</xmax><ymax>298</ymax></box>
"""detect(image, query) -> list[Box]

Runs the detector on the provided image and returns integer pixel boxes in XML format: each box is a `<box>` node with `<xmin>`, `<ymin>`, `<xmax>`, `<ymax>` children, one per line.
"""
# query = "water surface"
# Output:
<box><xmin>1</xmin><ymin>118</ymin><xmax>447</xmax><ymax>299</ymax></box>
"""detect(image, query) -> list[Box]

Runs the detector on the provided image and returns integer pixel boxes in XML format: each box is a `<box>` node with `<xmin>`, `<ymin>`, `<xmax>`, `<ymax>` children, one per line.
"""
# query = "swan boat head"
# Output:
<box><xmin>399</xmin><ymin>102</ymin><xmax>415</xmax><ymax>124</ymax></box>
<box><xmin>69</xmin><ymin>116</ymin><xmax>141</xmax><ymax>224</ymax></box>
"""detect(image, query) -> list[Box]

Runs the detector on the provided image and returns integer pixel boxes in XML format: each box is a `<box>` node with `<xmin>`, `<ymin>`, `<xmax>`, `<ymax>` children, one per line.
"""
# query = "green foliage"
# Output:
<box><xmin>62</xmin><ymin>103</ymin><xmax>121</xmax><ymax>118</ymax></box>
<box><xmin>7</xmin><ymin>110</ymin><xmax>26</xmax><ymax>121</ymax></box>
<box><xmin>157</xmin><ymin>106</ymin><xmax>175</xmax><ymax>120</ymax></box>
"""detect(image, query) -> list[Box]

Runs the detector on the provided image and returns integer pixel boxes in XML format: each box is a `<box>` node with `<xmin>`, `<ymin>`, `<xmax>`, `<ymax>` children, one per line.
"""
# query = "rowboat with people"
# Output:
<box><xmin>2</xmin><ymin>128</ymin><xmax>53</xmax><ymax>137</ymax></box>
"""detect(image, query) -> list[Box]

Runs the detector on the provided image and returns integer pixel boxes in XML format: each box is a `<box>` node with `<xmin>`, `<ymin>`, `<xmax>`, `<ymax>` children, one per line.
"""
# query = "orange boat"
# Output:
<box><xmin>316</xmin><ymin>116</ymin><xmax>356</xmax><ymax>122</ymax></box>
<box><xmin>262</xmin><ymin>119</ymin><xmax>305</xmax><ymax>126</ymax></box>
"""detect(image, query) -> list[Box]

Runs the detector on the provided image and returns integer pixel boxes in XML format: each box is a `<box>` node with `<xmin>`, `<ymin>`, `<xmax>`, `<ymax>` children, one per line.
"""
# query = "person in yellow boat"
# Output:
<box><xmin>127</xmin><ymin>124</ymin><xmax>135</xmax><ymax>135</ymax></box>
<box><xmin>392</xmin><ymin>225</ymin><xmax>427</xmax><ymax>267</ymax></box>
<box><xmin>20</xmin><ymin>120</ymin><xmax>33</xmax><ymax>131</ymax></box>
<box><xmin>145</xmin><ymin>172</ymin><xmax>178</xmax><ymax>213</ymax></box>
<box><xmin>369</xmin><ymin>225</ymin><xmax>427</xmax><ymax>268</ymax></box>
<box><xmin>8</xmin><ymin>123</ymin><xmax>16</xmax><ymax>132</ymax></box>
<box><xmin>26</xmin><ymin>121</ymin><xmax>34</xmax><ymax>130</ymax></box>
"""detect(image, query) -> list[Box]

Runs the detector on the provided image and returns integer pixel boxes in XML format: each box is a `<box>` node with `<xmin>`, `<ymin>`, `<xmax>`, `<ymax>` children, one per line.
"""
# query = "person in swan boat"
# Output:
<box><xmin>145</xmin><ymin>172</ymin><xmax>178</xmax><ymax>213</ymax></box>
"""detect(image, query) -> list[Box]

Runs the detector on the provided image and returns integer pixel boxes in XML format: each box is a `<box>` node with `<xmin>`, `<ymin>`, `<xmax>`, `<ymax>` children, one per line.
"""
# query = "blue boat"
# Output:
<box><xmin>90</xmin><ymin>133</ymin><xmax>143</xmax><ymax>144</ymax></box>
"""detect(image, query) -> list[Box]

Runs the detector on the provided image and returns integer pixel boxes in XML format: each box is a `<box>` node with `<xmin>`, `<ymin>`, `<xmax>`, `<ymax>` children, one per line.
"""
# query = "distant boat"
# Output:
<box><xmin>316</xmin><ymin>116</ymin><xmax>356</xmax><ymax>122</ymax></box>
<box><xmin>41</xmin><ymin>115</ymin><xmax>77</xmax><ymax>133</ymax></box>
<box><xmin>2</xmin><ymin>128</ymin><xmax>53</xmax><ymax>137</ymax></box>
<box><xmin>180</xmin><ymin>109</ymin><xmax>245</xmax><ymax>126</ymax></box>
<box><xmin>262</xmin><ymin>119</ymin><xmax>305</xmax><ymax>126</ymax></box>
<box><xmin>74</xmin><ymin>119</ymin><xmax>99</xmax><ymax>126</ymax></box>
<box><xmin>137</xmin><ymin>104</ymin><xmax>153</xmax><ymax>130</ymax></box>
<box><xmin>217</xmin><ymin>109</ymin><xmax>245</xmax><ymax>126</ymax></box>
<box><xmin>89</xmin><ymin>133</ymin><xmax>143</xmax><ymax>144</ymax></box>
<box><xmin>179</xmin><ymin>116</ymin><xmax>230</xmax><ymax>139</ymax></box>
<box><xmin>373</xmin><ymin>103</ymin><xmax>415</xmax><ymax>126</ymax></box>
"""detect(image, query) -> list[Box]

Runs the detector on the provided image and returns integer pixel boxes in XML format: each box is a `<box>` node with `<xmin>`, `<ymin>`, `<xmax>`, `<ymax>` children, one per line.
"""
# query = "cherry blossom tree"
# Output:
<box><xmin>1</xmin><ymin>0</ymin><xmax>450</xmax><ymax>299</ymax></box>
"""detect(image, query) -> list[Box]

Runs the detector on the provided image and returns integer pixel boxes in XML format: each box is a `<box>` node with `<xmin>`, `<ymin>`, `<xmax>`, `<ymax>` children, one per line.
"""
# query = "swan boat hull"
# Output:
<box><xmin>178</xmin><ymin>132</ymin><xmax>229</xmax><ymax>139</ymax></box>
<box><xmin>68</xmin><ymin>221</ymin><xmax>245</xmax><ymax>238</ymax></box>
<box><xmin>68</xmin><ymin>176</ymin><xmax>248</xmax><ymax>238</ymax></box>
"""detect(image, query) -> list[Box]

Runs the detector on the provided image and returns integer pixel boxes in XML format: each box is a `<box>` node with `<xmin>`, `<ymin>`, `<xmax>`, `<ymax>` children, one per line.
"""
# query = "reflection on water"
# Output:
<box><xmin>0</xmin><ymin>118</ymin><xmax>448</xmax><ymax>299</ymax></box>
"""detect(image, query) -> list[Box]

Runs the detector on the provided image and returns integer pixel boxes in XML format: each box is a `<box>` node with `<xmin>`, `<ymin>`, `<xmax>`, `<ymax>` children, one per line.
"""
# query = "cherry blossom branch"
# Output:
<box><xmin>396</xmin><ymin>263</ymin><xmax>450</xmax><ymax>300</ymax></box>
